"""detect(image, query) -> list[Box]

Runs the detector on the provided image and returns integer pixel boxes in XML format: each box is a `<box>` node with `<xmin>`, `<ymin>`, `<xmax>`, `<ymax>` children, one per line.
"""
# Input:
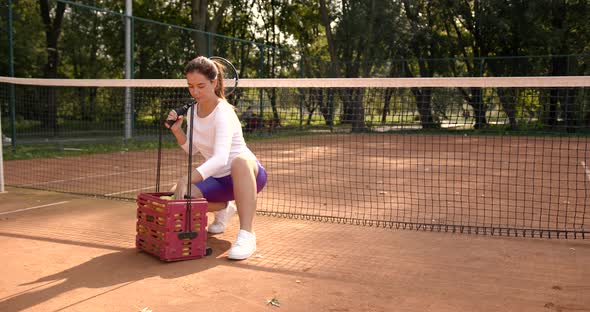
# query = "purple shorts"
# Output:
<box><xmin>194</xmin><ymin>161</ymin><xmax>267</xmax><ymax>202</ymax></box>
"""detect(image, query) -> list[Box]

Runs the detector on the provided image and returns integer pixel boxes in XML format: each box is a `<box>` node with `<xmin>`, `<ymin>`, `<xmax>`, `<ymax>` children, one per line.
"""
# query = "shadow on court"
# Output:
<box><xmin>0</xmin><ymin>237</ymin><xmax>231</xmax><ymax>312</ymax></box>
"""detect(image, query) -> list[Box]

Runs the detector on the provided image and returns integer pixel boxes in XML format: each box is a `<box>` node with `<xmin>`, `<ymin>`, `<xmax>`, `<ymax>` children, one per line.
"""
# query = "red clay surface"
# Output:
<box><xmin>0</xmin><ymin>187</ymin><xmax>588</xmax><ymax>312</ymax></box>
<box><xmin>5</xmin><ymin>134</ymin><xmax>589</xmax><ymax>235</ymax></box>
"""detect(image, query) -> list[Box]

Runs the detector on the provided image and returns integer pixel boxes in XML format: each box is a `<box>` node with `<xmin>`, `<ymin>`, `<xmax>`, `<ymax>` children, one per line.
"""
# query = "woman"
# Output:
<box><xmin>165</xmin><ymin>56</ymin><xmax>267</xmax><ymax>260</ymax></box>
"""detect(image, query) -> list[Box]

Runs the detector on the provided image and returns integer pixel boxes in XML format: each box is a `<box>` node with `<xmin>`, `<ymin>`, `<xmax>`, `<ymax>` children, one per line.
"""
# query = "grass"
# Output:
<box><xmin>5</xmin><ymin>125</ymin><xmax>588</xmax><ymax>161</ymax></box>
<box><xmin>3</xmin><ymin>115</ymin><xmax>588</xmax><ymax>161</ymax></box>
<box><xmin>2</xmin><ymin>138</ymin><xmax>179</xmax><ymax>161</ymax></box>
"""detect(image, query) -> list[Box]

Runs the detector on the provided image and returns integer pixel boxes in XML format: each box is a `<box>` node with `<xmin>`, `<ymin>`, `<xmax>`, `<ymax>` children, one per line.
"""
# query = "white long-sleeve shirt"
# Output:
<box><xmin>180</xmin><ymin>101</ymin><xmax>256</xmax><ymax>179</ymax></box>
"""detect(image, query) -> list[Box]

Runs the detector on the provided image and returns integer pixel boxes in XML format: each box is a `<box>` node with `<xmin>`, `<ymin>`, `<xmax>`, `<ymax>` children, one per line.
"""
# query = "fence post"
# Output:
<box><xmin>7</xmin><ymin>0</ymin><xmax>16</xmax><ymax>151</ymax></box>
<box><xmin>258</xmin><ymin>44</ymin><xmax>265</xmax><ymax>118</ymax></box>
<box><xmin>124</xmin><ymin>0</ymin><xmax>134</xmax><ymax>140</ymax></box>
<box><xmin>207</xmin><ymin>33</ymin><xmax>212</xmax><ymax>57</ymax></box>
<box><xmin>299</xmin><ymin>56</ymin><xmax>304</xmax><ymax>130</ymax></box>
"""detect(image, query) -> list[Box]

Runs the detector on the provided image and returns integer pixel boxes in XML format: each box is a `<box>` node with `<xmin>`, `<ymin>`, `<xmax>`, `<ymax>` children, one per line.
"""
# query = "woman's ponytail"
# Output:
<box><xmin>211</xmin><ymin>59</ymin><xmax>226</xmax><ymax>99</ymax></box>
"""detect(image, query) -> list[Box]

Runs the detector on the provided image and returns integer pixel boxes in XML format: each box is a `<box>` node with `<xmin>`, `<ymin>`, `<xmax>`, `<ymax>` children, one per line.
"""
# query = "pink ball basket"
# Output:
<box><xmin>136</xmin><ymin>192</ymin><xmax>212</xmax><ymax>261</ymax></box>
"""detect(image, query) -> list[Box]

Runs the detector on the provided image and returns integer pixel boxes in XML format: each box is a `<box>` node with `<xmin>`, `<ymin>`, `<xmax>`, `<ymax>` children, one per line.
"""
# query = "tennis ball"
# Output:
<box><xmin>159</xmin><ymin>195</ymin><xmax>173</xmax><ymax>201</ymax></box>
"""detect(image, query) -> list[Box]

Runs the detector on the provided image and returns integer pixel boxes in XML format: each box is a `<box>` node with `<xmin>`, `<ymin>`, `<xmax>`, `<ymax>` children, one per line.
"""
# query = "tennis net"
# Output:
<box><xmin>1</xmin><ymin>76</ymin><xmax>589</xmax><ymax>238</ymax></box>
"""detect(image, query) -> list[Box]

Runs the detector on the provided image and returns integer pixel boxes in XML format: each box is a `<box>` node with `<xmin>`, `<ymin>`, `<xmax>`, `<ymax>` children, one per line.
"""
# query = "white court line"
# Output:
<box><xmin>0</xmin><ymin>201</ymin><xmax>70</xmax><ymax>216</ymax></box>
<box><xmin>21</xmin><ymin>163</ymin><xmax>180</xmax><ymax>188</ymax></box>
<box><xmin>20</xmin><ymin>168</ymin><xmax>154</xmax><ymax>187</ymax></box>
<box><xmin>581</xmin><ymin>161</ymin><xmax>590</xmax><ymax>182</ymax></box>
<box><xmin>104</xmin><ymin>183</ymin><xmax>175</xmax><ymax>196</ymax></box>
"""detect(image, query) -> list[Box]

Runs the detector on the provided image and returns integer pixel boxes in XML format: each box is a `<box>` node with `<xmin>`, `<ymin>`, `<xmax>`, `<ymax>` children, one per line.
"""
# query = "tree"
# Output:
<box><xmin>443</xmin><ymin>0</ymin><xmax>492</xmax><ymax>129</ymax></box>
<box><xmin>281</xmin><ymin>0</ymin><xmax>334</xmax><ymax>126</ymax></box>
<box><xmin>322</xmin><ymin>0</ymin><xmax>388</xmax><ymax>132</ymax></box>
<box><xmin>191</xmin><ymin>0</ymin><xmax>230</xmax><ymax>56</ymax></box>
<box><xmin>38</xmin><ymin>0</ymin><xmax>66</xmax><ymax>132</ymax></box>
<box><xmin>482</xmin><ymin>1</ymin><xmax>546</xmax><ymax>130</ymax></box>
<box><xmin>542</xmin><ymin>0</ymin><xmax>589</xmax><ymax>130</ymax></box>
<box><xmin>399</xmin><ymin>0</ymin><xmax>447</xmax><ymax>129</ymax></box>
<box><xmin>319</xmin><ymin>0</ymin><xmax>340</xmax><ymax>78</ymax></box>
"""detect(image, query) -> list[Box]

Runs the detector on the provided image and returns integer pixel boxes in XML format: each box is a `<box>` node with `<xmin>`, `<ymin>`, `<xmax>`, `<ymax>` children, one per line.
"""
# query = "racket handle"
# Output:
<box><xmin>164</xmin><ymin>103</ymin><xmax>191</xmax><ymax>127</ymax></box>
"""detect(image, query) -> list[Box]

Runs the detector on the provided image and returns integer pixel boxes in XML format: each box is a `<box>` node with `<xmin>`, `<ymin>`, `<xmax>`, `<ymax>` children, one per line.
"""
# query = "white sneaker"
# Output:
<box><xmin>207</xmin><ymin>202</ymin><xmax>237</xmax><ymax>234</ymax></box>
<box><xmin>228</xmin><ymin>230</ymin><xmax>256</xmax><ymax>260</ymax></box>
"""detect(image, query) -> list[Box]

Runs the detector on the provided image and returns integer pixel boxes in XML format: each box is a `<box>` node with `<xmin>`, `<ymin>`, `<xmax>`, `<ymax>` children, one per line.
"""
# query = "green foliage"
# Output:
<box><xmin>1</xmin><ymin>0</ymin><xmax>589</xmax><ymax>135</ymax></box>
<box><xmin>2</xmin><ymin>0</ymin><xmax>589</xmax><ymax>79</ymax></box>
<box><xmin>0</xmin><ymin>0</ymin><xmax>46</xmax><ymax>77</ymax></box>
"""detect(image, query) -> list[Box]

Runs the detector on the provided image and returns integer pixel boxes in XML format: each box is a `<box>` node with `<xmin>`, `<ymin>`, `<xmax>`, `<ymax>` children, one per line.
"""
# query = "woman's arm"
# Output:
<box><xmin>166</xmin><ymin>110</ymin><xmax>188</xmax><ymax>146</ymax></box>
<box><xmin>171</xmin><ymin>124</ymin><xmax>187</xmax><ymax>146</ymax></box>
<box><xmin>195</xmin><ymin>105</ymin><xmax>235</xmax><ymax>180</ymax></box>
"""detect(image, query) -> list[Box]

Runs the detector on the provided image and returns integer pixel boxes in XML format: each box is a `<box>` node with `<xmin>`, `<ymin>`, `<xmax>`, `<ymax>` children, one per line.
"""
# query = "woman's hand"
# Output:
<box><xmin>172</xmin><ymin>170</ymin><xmax>204</xmax><ymax>200</ymax></box>
<box><xmin>173</xmin><ymin>175</ymin><xmax>191</xmax><ymax>200</ymax></box>
<box><xmin>165</xmin><ymin>110</ymin><xmax>184</xmax><ymax>131</ymax></box>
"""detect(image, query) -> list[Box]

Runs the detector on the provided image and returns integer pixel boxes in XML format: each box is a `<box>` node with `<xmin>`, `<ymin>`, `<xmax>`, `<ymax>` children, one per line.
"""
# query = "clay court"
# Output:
<box><xmin>2</xmin><ymin>1</ymin><xmax>590</xmax><ymax>310</ymax></box>
<box><xmin>1</xmin><ymin>132</ymin><xmax>589</xmax><ymax>311</ymax></box>
<box><xmin>0</xmin><ymin>187</ymin><xmax>588</xmax><ymax>312</ymax></box>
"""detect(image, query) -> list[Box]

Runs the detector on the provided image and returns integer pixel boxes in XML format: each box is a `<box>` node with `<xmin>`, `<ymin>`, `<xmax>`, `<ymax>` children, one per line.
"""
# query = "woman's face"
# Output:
<box><xmin>186</xmin><ymin>71</ymin><xmax>217</xmax><ymax>102</ymax></box>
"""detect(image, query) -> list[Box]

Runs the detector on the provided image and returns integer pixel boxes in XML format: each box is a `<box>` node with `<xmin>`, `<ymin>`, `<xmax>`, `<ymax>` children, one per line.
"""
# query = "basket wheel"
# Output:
<box><xmin>205</xmin><ymin>247</ymin><xmax>213</xmax><ymax>256</ymax></box>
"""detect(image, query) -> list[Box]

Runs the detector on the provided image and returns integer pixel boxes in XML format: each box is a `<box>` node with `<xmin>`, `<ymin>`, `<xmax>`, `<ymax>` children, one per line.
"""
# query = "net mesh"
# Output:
<box><xmin>1</xmin><ymin>76</ymin><xmax>589</xmax><ymax>238</ymax></box>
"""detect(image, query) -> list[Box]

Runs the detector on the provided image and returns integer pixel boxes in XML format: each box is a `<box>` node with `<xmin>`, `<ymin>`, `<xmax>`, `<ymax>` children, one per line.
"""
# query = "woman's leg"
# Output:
<box><xmin>230</xmin><ymin>156</ymin><xmax>259</xmax><ymax>232</ymax></box>
<box><xmin>226</xmin><ymin>155</ymin><xmax>259</xmax><ymax>260</ymax></box>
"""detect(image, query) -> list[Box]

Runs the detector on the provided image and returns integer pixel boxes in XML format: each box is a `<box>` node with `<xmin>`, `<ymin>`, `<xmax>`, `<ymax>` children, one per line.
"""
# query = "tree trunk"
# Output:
<box><xmin>411</xmin><ymin>88</ymin><xmax>436</xmax><ymax>129</ymax></box>
<box><xmin>318</xmin><ymin>89</ymin><xmax>335</xmax><ymax>127</ymax></box>
<box><xmin>341</xmin><ymin>88</ymin><xmax>366</xmax><ymax>132</ymax></box>
<box><xmin>360</xmin><ymin>0</ymin><xmax>376</xmax><ymax>77</ymax></box>
<box><xmin>562</xmin><ymin>88</ymin><xmax>579</xmax><ymax>132</ymax></box>
<box><xmin>81</xmin><ymin>13</ymin><xmax>100</xmax><ymax>122</ymax></box>
<box><xmin>402</xmin><ymin>60</ymin><xmax>438</xmax><ymax>129</ymax></box>
<box><xmin>268</xmin><ymin>88</ymin><xmax>280</xmax><ymax>128</ymax></box>
<box><xmin>39</xmin><ymin>0</ymin><xmax>66</xmax><ymax>133</ymax></box>
<box><xmin>497</xmin><ymin>88</ymin><xmax>518</xmax><ymax>129</ymax></box>
<box><xmin>306</xmin><ymin>101</ymin><xmax>316</xmax><ymax>126</ymax></box>
<box><xmin>207</xmin><ymin>0</ymin><xmax>230</xmax><ymax>54</ymax></box>
<box><xmin>469</xmin><ymin>87</ymin><xmax>487</xmax><ymax>129</ymax></box>
<box><xmin>401</xmin><ymin>1</ymin><xmax>439</xmax><ymax>129</ymax></box>
<box><xmin>381</xmin><ymin>88</ymin><xmax>394</xmax><ymax>124</ymax></box>
<box><xmin>190</xmin><ymin>0</ymin><xmax>229</xmax><ymax>56</ymax></box>
<box><xmin>319</xmin><ymin>0</ymin><xmax>340</xmax><ymax>77</ymax></box>
<box><xmin>191</xmin><ymin>0</ymin><xmax>208</xmax><ymax>55</ymax></box>
<box><xmin>547</xmin><ymin>89</ymin><xmax>559</xmax><ymax>127</ymax></box>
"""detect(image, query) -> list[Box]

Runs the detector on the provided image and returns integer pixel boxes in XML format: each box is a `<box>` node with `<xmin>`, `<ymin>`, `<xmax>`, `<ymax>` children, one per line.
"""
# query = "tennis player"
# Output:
<box><xmin>165</xmin><ymin>56</ymin><xmax>267</xmax><ymax>260</ymax></box>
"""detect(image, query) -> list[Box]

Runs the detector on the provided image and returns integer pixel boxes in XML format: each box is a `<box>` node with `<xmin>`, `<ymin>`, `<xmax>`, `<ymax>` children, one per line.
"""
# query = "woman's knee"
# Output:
<box><xmin>230</xmin><ymin>157</ymin><xmax>257</xmax><ymax>175</ymax></box>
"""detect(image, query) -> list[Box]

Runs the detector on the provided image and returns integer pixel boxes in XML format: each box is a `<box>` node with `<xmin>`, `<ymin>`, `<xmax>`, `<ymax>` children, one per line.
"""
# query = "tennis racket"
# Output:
<box><xmin>165</xmin><ymin>56</ymin><xmax>239</xmax><ymax>127</ymax></box>
<box><xmin>209</xmin><ymin>56</ymin><xmax>239</xmax><ymax>97</ymax></box>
